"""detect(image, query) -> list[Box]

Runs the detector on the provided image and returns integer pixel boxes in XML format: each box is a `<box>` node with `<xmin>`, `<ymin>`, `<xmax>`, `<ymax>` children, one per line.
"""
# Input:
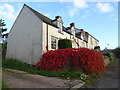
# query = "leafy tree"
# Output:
<box><xmin>0</xmin><ymin>19</ymin><xmax>8</xmax><ymax>43</ymax></box>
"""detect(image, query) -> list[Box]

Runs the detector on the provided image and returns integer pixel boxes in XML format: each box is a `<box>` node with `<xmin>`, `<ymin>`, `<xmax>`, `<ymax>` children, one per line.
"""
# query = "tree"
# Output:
<box><xmin>0</xmin><ymin>19</ymin><xmax>8</xmax><ymax>43</ymax></box>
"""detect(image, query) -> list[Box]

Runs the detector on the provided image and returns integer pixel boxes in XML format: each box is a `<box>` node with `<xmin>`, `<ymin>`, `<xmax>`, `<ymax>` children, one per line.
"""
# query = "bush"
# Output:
<box><xmin>58</xmin><ymin>39</ymin><xmax>72</xmax><ymax>49</ymax></box>
<box><xmin>36</xmin><ymin>48</ymin><xmax>106</xmax><ymax>74</ymax></box>
<box><xmin>114</xmin><ymin>48</ymin><xmax>120</xmax><ymax>59</ymax></box>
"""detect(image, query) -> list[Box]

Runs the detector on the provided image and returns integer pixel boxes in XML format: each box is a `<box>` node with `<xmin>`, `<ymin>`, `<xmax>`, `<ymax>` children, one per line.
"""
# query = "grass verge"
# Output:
<box><xmin>2</xmin><ymin>58</ymin><xmax>102</xmax><ymax>85</ymax></box>
<box><xmin>2</xmin><ymin>58</ymin><xmax>84</xmax><ymax>78</ymax></box>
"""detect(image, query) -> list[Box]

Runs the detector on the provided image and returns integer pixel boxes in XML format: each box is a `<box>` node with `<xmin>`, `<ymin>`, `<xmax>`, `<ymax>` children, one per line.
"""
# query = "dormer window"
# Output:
<box><xmin>70</xmin><ymin>23</ymin><xmax>75</xmax><ymax>38</ymax></box>
<box><xmin>71</xmin><ymin>29</ymin><xmax>75</xmax><ymax>38</ymax></box>
<box><xmin>80</xmin><ymin>29</ymin><xmax>85</xmax><ymax>40</ymax></box>
<box><xmin>81</xmin><ymin>34</ymin><xmax>84</xmax><ymax>40</ymax></box>
<box><xmin>52</xmin><ymin>16</ymin><xmax>63</xmax><ymax>33</ymax></box>
<box><xmin>57</xmin><ymin>21</ymin><xmax>63</xmax><ymax>33</ymax></box>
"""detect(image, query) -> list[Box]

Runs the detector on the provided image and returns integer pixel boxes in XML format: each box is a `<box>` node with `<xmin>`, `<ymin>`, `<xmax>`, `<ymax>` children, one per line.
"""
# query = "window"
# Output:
<box><xmin>51</xmin><ymin>36</ymin><xmax>58</xmax><ymax>49</ymax></box>
<box><xmin>57</xmin><ymin>22</ymin><xmax>62</xmax><ymax>33</ymax></box>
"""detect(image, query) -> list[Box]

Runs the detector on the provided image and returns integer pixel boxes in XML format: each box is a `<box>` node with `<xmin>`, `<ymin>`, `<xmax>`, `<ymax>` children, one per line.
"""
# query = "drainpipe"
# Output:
<box><xmin>46</xmin><ymin>24</ymin><xmax>49</xmax><ymax>51</ymax></box>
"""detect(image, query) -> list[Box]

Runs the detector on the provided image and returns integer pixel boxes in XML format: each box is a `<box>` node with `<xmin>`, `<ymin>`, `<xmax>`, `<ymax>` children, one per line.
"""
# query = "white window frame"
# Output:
<box><xmin>51</xmin><ymin>36</ymin><xmax>58</xmax><ymax>50</ymax></box>
<box><xmin>57</xmin><ymin>22</ymin><xmax>63</xmax><ymax>33</ymax></box>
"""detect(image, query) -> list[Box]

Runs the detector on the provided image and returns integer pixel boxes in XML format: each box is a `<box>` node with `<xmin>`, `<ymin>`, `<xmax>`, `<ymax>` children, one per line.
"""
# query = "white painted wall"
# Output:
<box><xmin>6</xmin><ymin>5</ymin><xmax>43</xmax><ymax>65</ymax></box>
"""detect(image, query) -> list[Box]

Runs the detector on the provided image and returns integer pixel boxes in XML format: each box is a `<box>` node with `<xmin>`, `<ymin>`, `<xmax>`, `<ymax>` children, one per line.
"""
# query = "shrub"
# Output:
<box><xmin>114</xmin><ymin>48</ymin><xmax>120</xmax><ymax>59</ymax></box>
<box><xmin>58</xmin><ymin>39</ymin><xmax>72</xmax><ymax>49</ymax></box>
<box><xmin>36</xmin><ymin>48</ymin><xmax>105</xmax><ymax>74</ymax></box>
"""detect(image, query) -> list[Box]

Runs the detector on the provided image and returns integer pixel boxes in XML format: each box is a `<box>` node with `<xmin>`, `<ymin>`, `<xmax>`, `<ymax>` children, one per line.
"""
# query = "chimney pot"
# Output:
<box><xmin>55</xmin><ymin>16</ymin><xmax>61</xmax><ymax>19</ymax></box>
<box><xmin>70</xmin><ymin>23</ymin><xmax>75</xmax><ymax>27</ymax></box>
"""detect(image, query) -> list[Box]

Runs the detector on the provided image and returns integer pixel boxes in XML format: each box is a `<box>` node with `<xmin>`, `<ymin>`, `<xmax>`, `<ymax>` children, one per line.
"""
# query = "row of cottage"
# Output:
<box><xmin>6</xmin><ymin>4</ymin><xmax>99</xmax><ymax>65</ymax></box>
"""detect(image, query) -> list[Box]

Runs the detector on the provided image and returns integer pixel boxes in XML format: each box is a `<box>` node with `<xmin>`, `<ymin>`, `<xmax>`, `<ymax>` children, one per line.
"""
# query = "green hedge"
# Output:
<box><xmin>58</xmin><ymin>39</ymin><xmax>72</xmax><ymax>49</ymax></box>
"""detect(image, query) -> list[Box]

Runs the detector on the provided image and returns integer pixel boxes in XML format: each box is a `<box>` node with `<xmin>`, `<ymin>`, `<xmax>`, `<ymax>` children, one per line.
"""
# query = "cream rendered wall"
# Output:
<box><xmin>42</xmin><ymin>22</ymin><xmax>98</xmax><ymax>52</ymax></box>
<box><xmin>87</xmin><ymin>35</ymin><xmax>99</xmax><ymax>49</ymax></box>
<box><xmin>6</xmin><ymin>5</ymin><xmax>43</xmax><ymax>65</ymax></box>
<box><xmin>42</xmin><ymin>22</ymin><xmax>72</xmax><ymax>51</ymax></box>
<box><xmin>42</xmin><ymin>22</ymin><xmax>87</xmax><ymax>51</ymax></box>
<box><xmin>42</xmin><ymin>22</ymin><xmax>47</xmax><ymax>53</ymax></box>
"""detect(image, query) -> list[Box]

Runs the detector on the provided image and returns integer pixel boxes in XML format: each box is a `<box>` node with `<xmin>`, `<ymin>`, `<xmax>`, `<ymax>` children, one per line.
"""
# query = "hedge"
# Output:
<box><xmin>58</xmin><ymin>39</ymin><xmax>72</xmax><ymax>49</ymax></box>
<box><xmin>36</xmin><ymin>48</ymin><xmax>106</xmax><ymax>74</ymax></box>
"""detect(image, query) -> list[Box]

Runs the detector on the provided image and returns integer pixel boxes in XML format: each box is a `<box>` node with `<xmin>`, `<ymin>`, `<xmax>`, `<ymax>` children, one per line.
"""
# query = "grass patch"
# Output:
<box><xmin>2</xmin><ymin>58</ymin><xmax>35</xmax><ymax>72</ymax></box>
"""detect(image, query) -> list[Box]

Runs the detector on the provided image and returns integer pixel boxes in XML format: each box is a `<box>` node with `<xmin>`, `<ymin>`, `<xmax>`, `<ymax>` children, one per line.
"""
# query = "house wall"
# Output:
<box><xmin>6</xmin><ymin>5</ymin><xmax>43</xmax><ymax>65</ymax></box>
<box><xmin>42</xmin><ymin>22</ymin><xmax>87</xmax><ymax>52</ymax></box>
<box><xmin>6</xmin><ymin>4</ymin><xmax>99</xmax><ymax>65</ymax></box>
<box><xmin>42</xmin><ymin>22</ymin><xmax>71</xmax><ymax>52</ymax></box>
<box><xmin>87</xmin><ymin>35</ymin><xmax>99</xmax><ymax>49</ymax></box>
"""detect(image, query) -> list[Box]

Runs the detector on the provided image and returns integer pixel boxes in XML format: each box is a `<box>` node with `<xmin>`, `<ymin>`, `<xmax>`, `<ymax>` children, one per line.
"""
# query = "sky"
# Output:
<box><xmin>0</xmin><ymin>1</ymin><xmax>118</xmax><ymax>50</ymax></box>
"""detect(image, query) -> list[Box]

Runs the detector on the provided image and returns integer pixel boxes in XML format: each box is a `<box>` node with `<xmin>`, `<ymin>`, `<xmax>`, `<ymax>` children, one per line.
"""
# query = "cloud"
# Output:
<box><xmin>96</xmin><ymin>3</ymin><xmax>114</xmax><ymax>13</ymax></box>
<box><xmin>0</xmin><ymin>3</ymin><xmax>17</xmax><ymax>20</ymax></box>
<box><xmin>73</xmin><ymin>0</ymin><xmax>88</xmax><ymax>9</ymax></box>
<box><xmin>68</xmin><ymin>0</ymin><xmax>89</xmax><ymax>17</ymax></box>
<box><xmin>59</xmin><ymin>0</ymin><xmax>89</xmax><ymax>17</ymax></box>
<box><xmin>69</xmin><ymin>8</ymin><xmax>79</xmax><ymax>17</ymax></box>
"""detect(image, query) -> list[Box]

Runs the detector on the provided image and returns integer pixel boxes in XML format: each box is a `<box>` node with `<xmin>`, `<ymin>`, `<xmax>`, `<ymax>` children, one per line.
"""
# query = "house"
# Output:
<box><xmin>6</xmin><ymin>4</ymin><xmax>99</xmax><ymax>65</ymax></box>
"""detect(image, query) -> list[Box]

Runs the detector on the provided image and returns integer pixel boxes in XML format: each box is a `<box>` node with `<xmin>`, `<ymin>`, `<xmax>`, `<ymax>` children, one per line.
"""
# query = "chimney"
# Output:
<box><xmin>70</xmin><ymin>23</ymin><xmax>75</xmax><ymax>28</ymax></box>
<box><xmin>55</xmin><ymin>16</ymin><xmax>61</xmax><ymax>20</ymax></box>
<box><xmin>80</xmin><ymin>29</ymin><xmax>84</xmax><ymax>32</ymax></box>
